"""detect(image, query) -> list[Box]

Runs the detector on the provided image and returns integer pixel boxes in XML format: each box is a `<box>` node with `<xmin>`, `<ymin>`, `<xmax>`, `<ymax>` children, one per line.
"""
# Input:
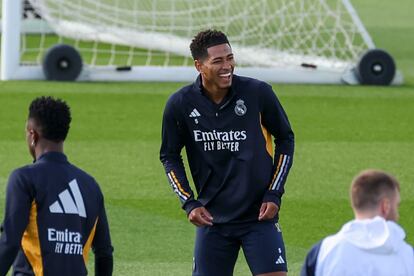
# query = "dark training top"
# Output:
<box><xmin>0</xmin><ymin>152</ymin><xmax>113</xmax><ymax>276</ymax></box>
<box><xmin>160</xmin><ymin>75</ymin><xmax>294</xmax><ymax>224</ymax></box>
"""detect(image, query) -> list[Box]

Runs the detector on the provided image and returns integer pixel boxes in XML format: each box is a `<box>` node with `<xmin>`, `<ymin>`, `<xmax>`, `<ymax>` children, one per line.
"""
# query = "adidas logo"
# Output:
<box><xmin>189</xmin><ymin>108</ymin><xmax>201</xmax><ymax>118</ymax></box>
<box><xmin>275</xmin><ymin>247</ymin><xmax>285</xmax><ymax>265</ymax></box>
<box><xmin>275</xmin><ymin>255</ymin><xmax>285</xmax><ymax>264</ymax></box>
<box><xmin>49</xmin><ymin>179</ymin><xmax>86</xmax><ymax>218</ymax></box>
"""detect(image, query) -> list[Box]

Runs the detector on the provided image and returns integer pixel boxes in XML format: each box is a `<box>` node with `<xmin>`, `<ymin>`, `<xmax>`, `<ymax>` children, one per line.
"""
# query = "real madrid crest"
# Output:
<box><xmin>234</xmin><ymin>99</ymin><xmax>247</xmax><ymax>116</ymax></box>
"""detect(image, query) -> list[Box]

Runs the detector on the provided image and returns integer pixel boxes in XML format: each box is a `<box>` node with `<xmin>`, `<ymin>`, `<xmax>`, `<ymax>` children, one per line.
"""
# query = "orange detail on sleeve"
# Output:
<box><xmin>170</xmin><ymin>171</ymin><xmax>191</xmax><ymax>197</ymax></box>
<box><xmin>83</xmin><ymin>218</ymin><xmax>98</xmax><ymax>264</ymax></box>
<box><xmin>260</xmin><ymin>114</ymin><xmax>273</xmax><ymax>158</ymax></box>
<box><xmin>21</xmin><ymin>201</ymin><xmax>44</xmax><ymax>276</ymax></box>
<box><xmin>268</xmin><ymin>155</ymin><xmax>284</xmax><ymax>190</ymax></box>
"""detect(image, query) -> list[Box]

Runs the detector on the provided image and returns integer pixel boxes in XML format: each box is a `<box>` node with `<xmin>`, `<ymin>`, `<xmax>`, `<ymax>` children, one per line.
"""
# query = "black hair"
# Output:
<box><xmin>28</xmin><ymin>96</ymin><xmax>71</xmax><ymax>142</ymax></box>
<box><xmin>190</xmin><ymin>29</ymin><xmax>230</xmax><ymax>60</ymax></box>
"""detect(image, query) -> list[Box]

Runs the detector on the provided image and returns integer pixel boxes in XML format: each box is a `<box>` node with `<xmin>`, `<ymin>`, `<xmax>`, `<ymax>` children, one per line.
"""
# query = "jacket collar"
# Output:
<box><xmin>35</xmin><ymin>151</ymin><xmax>68</xmax><ymax>164</ymax></box>
<box><xmin>193</xmin><ymin>74</ymin><xmax>238</xmax><ymax>106</ymax></box>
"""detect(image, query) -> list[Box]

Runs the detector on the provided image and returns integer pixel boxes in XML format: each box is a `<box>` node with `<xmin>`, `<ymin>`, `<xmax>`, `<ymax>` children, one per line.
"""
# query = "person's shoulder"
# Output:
<box><xmin>398</xmin><ymin>234</ymin><xmax>414</xmax><ymax>258</ymax></box>
<box><xmin>301</xmin><ymin>239</ymin><xmax>324</xmax><ymax>276</ymax></box>
<box><xmin>235</xmin><ymin>75</ymin><xmax>269</xmax><ymax>87</ymax></box>
<box><xmin>234</xmin><ymin>75</ymin><xmax>274</xmax><ymax>95</ymax></box>
<box><xmin>386</xmin><ymin>220</ymin><xmax>414</xmax><ymax>253</ymax></box>
<box><xmin>318</xmin><ymin>230</ymin><xmax>348</xmax><ymax>257</ymax></box>
<box><xmin>71</xmin><ymin>164</ymin><xmax>97</xmax><ymax>182</ymax></box>
<box><xmin>68</xmin><ymin>163</ymin><xmax>102</xmax><ymax>192</ymax></box>
<box><xmin>170</xmin><ymin>82</ymin><xmax>195</xmax><ymax>101</ymax></box>
<box><xmin>301</xmin><ymin>231</ymin><xmax>348</xmax><ymax>276</ymax></box>
<box><xmin>5</xmin><ymin>165</ymin><xmax>38</xmax><ymax>194</ymax></box>
<box><xmin>308</xmin><ymin>239</ymin><xmax>324</xmax><ymax>254</ymax></box>
<box><xmin>164</xmin><ymin>82</ymin><xmax>196</xmax><ymax>115</ymax></box>
<box><xmin>8</xmin><ymin>164</ymin><xmax>34</xmax><ymax>181</ymax></box>
<box><xmin>176</xmin><ymin>82</ymin><xmax>195</xmax><ymax>94</ymax></box>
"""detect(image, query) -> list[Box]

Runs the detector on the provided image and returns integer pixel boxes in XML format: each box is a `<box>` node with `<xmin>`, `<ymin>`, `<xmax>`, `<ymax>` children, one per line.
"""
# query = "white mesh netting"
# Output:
<box><xmin>20</xmin><ymin>0</ymin><xmax>370</xmax><ymax>69</ymax></box>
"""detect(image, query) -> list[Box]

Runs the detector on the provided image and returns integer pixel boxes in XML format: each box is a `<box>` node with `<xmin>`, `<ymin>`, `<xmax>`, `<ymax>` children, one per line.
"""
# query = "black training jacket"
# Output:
<box><xmin>0</xmin><ymin>152</ymin><xmax>113</xmax><ymax>276</ymax></box>
<box><xmin>160</xmin><ymin>74</ymin><xmax>294</xmax><ymax>224</ymax></box>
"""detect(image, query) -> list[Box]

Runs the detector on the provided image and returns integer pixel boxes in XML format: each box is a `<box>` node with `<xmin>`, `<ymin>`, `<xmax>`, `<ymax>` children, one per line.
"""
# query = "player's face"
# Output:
<box><xmin>196</xmin><ymin>43</ymin><xmax>235</xmax><ymax>94</ymax></box>
<box><xmin>386</xmin><ymin>190</ymin><xmax>400</xmax><ymax>222</ymax></box>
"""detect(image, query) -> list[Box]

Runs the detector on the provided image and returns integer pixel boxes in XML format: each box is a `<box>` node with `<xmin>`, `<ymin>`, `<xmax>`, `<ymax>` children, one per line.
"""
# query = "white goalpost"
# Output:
<box><xmin>1</xmin><ymin>0</ymin><xmax>403</xmax><ymax>84</ymax></box>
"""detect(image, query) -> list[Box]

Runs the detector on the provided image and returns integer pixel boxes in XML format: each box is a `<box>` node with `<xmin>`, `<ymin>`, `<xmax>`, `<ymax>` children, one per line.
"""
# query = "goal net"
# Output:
<box><xmin>1</xmin><ymin>0</ymin><xmax>402</xmax><ymax>84</ymax></box>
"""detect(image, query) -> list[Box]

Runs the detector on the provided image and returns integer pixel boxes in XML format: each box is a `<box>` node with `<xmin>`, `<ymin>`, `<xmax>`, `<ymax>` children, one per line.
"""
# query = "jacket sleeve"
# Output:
<box><xmin>0</xmin><ymin>169</ymin><xmax>33</xmax><ymax>276</ymax></box>
<box><xmin>92</xmin><ymin>197</ymin><xmax>114</xmax><ymax>276</ymax></box>
<box><xmin>160</xmin><ymin>95</ymin><xmax>202</xmax><ymax>215</ymax></box>
<box><xmin>300</xmin><ymin>240</ymin><xmax>323</xmax><ymax>276</ymax></box>
<box><xmin>260</xmin><ymin>83</ymin><xmax>295</xmax><ymax>208</ymax></box>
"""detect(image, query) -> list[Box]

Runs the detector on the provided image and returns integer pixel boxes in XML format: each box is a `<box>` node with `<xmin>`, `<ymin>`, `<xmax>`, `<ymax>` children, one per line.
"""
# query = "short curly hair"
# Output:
<box><xmin>28</xmin><ymin>96</ymin><xmax>71</xmax><ymax>142</ymax></box>
<box><xmin>190</xmin><ymin>29</ymin><xmax>230</xmax><ymax>60</ymax></box>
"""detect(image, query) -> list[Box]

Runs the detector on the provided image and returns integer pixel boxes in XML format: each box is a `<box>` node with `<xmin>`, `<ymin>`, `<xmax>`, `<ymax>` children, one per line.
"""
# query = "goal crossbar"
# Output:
<box><xmin>1</xmin><ymin>0</ymin><xmax>403</xmax><ymax>84</ymax></box>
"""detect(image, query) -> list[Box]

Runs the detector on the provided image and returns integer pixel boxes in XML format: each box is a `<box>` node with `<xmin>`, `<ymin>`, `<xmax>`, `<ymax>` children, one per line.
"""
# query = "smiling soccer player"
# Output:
<box><xmin>160</xmin><ymin>29</ymin><xmax>294</xmax><ymax>276</ymax></box>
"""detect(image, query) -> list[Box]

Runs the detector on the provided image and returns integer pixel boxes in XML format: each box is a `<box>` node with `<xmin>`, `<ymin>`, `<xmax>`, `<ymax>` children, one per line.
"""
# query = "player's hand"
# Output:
<box><xmin>258</xmin><ymin>202</ymin><xmax>279</xmax><ymax>221</ymax></box>
<box><xmin>188</xmin><ymin>207</ymin><xmax>213</xmax><ymax>226</ymax></box>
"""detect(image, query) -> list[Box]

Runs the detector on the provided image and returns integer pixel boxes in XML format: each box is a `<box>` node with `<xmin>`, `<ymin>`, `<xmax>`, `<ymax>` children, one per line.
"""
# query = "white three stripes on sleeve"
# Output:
<box><xmin>167</xmin><ymin>172</ymin><xmax>189</xmax><ymax>201</ymax></box>
<box><xmin>271</xmin><ymin>155</ymin><xmax>291</xmax><ymax>191</ymax></box>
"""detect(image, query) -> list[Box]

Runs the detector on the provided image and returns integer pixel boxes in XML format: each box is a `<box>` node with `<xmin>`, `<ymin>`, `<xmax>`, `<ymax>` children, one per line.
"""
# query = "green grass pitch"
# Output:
<box><xmin>1</xmin><ymin>0</ymin><xmax>414</xmax><ymax>275</ymax></box>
